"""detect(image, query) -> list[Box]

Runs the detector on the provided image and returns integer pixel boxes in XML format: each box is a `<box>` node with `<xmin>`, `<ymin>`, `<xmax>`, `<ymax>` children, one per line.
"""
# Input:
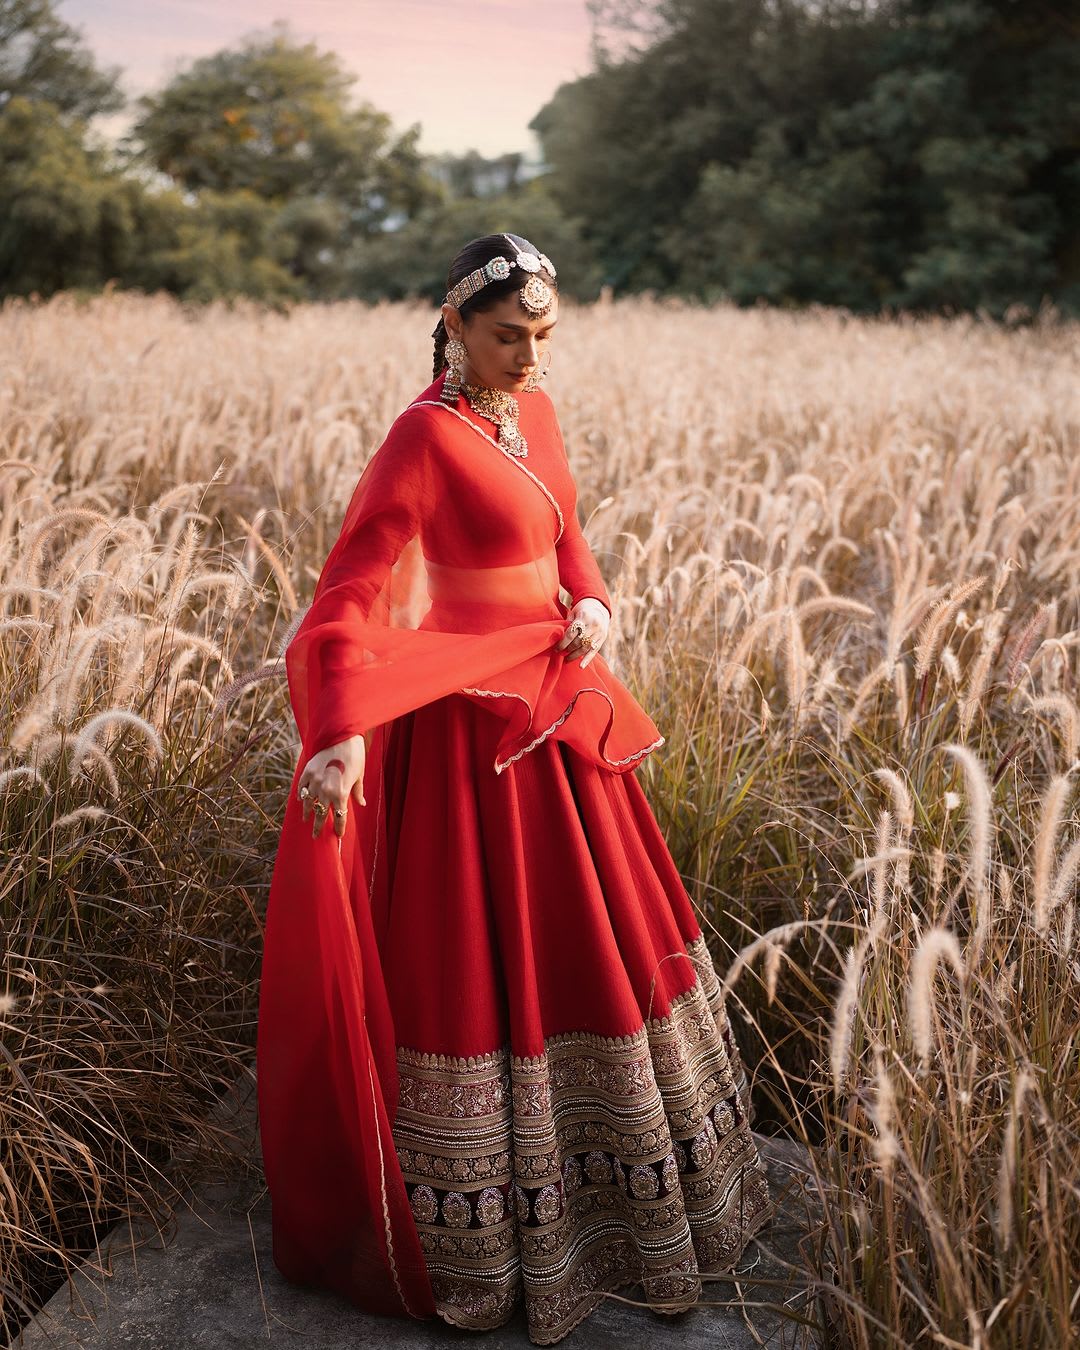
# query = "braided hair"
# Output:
<box><xmin>432</xmin><ymin>233</ymin><xmax>558</xmax><ymax>380</ymax></box>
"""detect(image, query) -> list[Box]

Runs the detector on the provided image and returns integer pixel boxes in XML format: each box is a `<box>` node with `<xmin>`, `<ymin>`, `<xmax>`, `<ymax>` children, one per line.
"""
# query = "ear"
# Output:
<box><xmin>442</xmin><ymin>304</ymin><xmax>463</xmax><ymax>341</ymax></box>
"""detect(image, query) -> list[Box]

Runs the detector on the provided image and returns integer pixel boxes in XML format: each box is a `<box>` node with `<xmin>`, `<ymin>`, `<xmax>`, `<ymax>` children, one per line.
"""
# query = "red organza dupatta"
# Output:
<box><xmin>256</xmin><ymin>386</ymin><xmax>663</xmax><ymax>1318</ymax></box>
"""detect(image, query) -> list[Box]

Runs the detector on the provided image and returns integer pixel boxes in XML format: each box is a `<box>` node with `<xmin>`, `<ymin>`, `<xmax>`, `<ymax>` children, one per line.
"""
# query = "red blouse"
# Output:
<box><xmin>285</xmin><ymin>369</ymin><xmax>664</xmax><ymax>776</ymax></box>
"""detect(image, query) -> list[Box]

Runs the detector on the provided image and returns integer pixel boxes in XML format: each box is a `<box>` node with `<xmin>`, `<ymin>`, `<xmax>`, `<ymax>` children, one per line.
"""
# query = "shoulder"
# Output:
<box><xmin>518</xmin><ymin>385</ymin><xmax>561</xmax><ymax>436</ymax></box>
<box><xmin>526</xmin><ymin>387</ymin><xmax>566</xmax><ymax>452</ymax></box>
<box><xmin>374</xmin><ymin>398</ymin><xmax>472</xmax><ymax>484</ymax></box>
<box><xmin>529</xmin><ymin>386</ymin><xmax>558</xmax><ymax>419</ymax></box>
<box><xmin>392</xmin><ymin>400</ymin><xmax>444</xmax><ymax>433</ymax></box>
<box><xmin>393</xmin><ymin>398</ymin><xmax>471</xmax><ymax>456</ymax></box>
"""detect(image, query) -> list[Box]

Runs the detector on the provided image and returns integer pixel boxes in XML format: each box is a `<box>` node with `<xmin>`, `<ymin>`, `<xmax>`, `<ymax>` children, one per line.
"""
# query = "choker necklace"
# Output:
<box><xmin>461</xmin><ymin>380</ymin><xmax>528</xmax><ymax>457</ymax></box>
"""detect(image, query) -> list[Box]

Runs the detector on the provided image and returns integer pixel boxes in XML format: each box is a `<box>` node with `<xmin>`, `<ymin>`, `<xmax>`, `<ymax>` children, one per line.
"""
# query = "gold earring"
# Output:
<box><xmin>442</xmin><ymin>336</ymin><xmax>468</xmax><ymax>403</ymax></box>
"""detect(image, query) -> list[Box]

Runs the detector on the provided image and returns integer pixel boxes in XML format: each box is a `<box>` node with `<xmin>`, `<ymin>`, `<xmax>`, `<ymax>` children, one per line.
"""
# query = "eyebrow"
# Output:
<box><xmin>494</xmin><ymin>319</ymin><xmax>558</xmax><ymax>332</ymax></box>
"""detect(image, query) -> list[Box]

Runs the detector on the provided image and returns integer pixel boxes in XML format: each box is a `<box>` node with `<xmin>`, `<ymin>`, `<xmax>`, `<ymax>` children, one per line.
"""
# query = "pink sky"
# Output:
<box><xmin>59</xmin><ymin>0</ymin><xmax>595</xmax><ymax>158</ymax></box>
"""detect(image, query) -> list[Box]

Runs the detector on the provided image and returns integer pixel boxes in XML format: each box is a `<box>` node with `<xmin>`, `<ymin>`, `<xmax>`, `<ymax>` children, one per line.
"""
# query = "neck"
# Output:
<box><xmin>462</xmin><ymin>378</ymin><xmax>517</xmax><ymax>401</ymax></box>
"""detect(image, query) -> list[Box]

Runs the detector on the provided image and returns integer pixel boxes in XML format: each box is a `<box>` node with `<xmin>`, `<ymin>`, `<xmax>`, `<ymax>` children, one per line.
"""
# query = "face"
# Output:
<box><xmin>442</xmin><ymin>290</ymin><xmax>558</xmax><ymax>394</ymax></box>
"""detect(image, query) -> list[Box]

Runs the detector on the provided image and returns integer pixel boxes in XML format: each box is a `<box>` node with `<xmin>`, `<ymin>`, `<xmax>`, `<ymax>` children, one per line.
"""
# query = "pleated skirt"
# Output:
<box><xmin>369</xmin><ymin>691</ymin><xmax>773</xmax><ymax>1344</ymax></box>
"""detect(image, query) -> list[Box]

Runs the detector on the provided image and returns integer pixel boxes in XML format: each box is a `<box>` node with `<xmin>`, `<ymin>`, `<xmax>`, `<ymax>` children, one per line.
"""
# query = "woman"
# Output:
<box><xmin>256</xmin><ymin>232</ymin><xmax>773</xmax><ymax>1345</ymax></box>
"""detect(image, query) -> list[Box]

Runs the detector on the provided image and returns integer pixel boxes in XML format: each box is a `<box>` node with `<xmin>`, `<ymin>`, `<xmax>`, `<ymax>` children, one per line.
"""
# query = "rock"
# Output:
<box><xmin>11</xmin><ymin>1069</ymin><xmax>823</xmax><ymax>1349</ymax></box>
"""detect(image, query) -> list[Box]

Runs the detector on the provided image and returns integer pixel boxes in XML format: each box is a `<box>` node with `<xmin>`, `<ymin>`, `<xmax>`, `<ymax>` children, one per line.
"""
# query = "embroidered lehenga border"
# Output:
<box><xmin>392</xmin><ymin>933</ymin><xmax>773</xmax><ymax>1343</ymax></box>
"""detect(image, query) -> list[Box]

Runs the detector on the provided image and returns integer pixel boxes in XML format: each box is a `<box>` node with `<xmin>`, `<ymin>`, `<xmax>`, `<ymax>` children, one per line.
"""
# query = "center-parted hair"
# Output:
<box><xmin>432</xmin><ymin>233</ymin><xmax>559</xmax><ymax>380</ymax></box>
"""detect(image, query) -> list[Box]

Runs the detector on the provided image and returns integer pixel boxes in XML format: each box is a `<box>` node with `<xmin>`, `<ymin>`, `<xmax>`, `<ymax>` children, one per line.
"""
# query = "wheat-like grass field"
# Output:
<box><xmin>2</xmin><ymin>290</ymin><xmax>1078</xmax><ymax>1347</ymax></box>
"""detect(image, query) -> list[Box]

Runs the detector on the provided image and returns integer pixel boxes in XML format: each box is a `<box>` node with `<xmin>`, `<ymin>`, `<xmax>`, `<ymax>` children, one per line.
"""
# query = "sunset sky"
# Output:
<box><xmin>59</xmin><ymin>0</ymin><xmax>596</xmax><ymax>159</ymax></box>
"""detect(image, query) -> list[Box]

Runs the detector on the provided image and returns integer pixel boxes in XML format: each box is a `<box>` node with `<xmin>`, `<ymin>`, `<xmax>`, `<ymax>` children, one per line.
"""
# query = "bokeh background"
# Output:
<box><xmin>2</xmin><ymin>0</ymin><xmax>1077</xmax><ymax>312</ymax></box>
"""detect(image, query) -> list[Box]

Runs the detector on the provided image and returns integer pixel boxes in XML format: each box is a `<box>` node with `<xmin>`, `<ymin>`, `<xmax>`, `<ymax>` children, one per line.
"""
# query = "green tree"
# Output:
<box><xmin>865</xmin><ymin>0</ymin><xmax>1080</xmax><ymax>312</ymax></box>
<box><xmin>129</xmin><ymin>188</ymin><xmax>303</xmax><ymax>304</ymax></box>
<box><xmin>130</xmin><ymin>26</ymin><xmax>439</xmax><ymax>230</ymax></box>
<box><xmin>0</xmin><ymin>0</ymin><xmax>140</xmax><ymax>296</ymax></box>
<box><xmin>425</xmin><ymin>149</ymin><xmax>531</xmax><ymax>200</ymax></box>
<box><xmin>0</xmin><ymin>95</ymin><xmax>133</xmax><ymax>294</ymax></box>
<box><xmin>532</xmin><ymin>0</ymin><xmax>1080</xmax><ymax>314</ymax></box>
<box><xmin>0</xmin><ymin>0</ymin><xmax>122</xmax><ymax>118</ymax></box>
<box><xmin>346</xmin><ymin>177</ymin><xmax>603</xmax><ymax>305</ymax></box>
<box><xmin>532</xmin><ymin>0</ymin><xmax>869</xmax><ymax>293</ymax></box>
<box><xmin>128</xmin><ymin>26</ymin><xmax>444</xmax><ymax>297</ymax></box>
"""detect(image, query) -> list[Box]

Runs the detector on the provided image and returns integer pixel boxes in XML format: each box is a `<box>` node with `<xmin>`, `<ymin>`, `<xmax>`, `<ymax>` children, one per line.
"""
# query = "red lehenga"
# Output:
<box><xmin>256</xmin><ymin>369</ymin><xmax>773</xmax><ymax>1344</ymax></box>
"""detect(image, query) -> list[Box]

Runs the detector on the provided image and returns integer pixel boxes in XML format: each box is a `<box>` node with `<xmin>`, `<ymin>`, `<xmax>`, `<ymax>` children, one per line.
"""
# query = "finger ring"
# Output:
<box><xmin>334</xmin><ymin>807</ymin><xmax>347</xmax><ymax>820</ymax></box>
<box><xmin>313</xmin><ymin>800</ymin><xmax>328</xmax><ymax>815</ymax></box>
<box><xmin>299</xmin><ymin>785</ymin><xmax>310</xmax><ymax>800</ymax></box>
<box><xmin>566</xmin><ymin>619</ymin><xmax>586</xmax><ymax>643</ymax></box>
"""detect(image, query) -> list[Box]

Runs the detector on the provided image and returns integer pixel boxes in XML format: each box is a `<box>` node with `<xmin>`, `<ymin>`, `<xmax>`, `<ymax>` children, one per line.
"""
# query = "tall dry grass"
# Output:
<box><xmin>2</xmin><ymin>290</ymin><xmax>1078</xmax><ymax>1346</ymax></box>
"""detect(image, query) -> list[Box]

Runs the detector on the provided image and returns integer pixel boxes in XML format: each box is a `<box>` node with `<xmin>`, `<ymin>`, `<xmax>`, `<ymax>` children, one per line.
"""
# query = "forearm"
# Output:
<box><xmin>557</xmin><ymin>515</ymin><xmax>612</xmax><ymax>616</ymax></box>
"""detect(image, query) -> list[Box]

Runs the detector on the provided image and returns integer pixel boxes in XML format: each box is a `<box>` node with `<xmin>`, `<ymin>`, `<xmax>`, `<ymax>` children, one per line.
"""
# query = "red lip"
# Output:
<box><xmin>508</xmin><ymin>372</ymin><xmax>530</xmax><ymax>380</ymax></box>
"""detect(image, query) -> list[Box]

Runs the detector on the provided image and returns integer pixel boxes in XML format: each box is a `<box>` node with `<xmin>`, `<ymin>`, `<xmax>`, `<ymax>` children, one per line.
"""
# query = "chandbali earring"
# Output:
<box><xmin>442</xmin><ymin>336</ymin><xmax>468</xmax><ymax>403</ymax></box>
<box><xmin>523</xmin><ymin>349</ymin><xmax>552</xmax><ymax>392</ymax></box>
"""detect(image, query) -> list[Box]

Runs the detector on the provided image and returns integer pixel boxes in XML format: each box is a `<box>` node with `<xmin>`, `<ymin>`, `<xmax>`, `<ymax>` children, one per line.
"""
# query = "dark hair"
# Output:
<box><xmin>432</xmin><ymin>232</ymin><xmax>559</xmax><ymax>380</ymax></box>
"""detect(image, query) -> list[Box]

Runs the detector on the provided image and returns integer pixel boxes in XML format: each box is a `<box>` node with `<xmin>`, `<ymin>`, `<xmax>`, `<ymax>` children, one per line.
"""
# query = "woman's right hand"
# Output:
<box><xmin>297</xmin><ymin>734</ymin><xmax>367</xmax><ymax>840</ymax></box>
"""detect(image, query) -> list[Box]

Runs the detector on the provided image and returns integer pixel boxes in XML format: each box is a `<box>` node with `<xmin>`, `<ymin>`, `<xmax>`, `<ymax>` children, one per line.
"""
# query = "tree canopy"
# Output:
<box><xmin>0</xmin><ymin>0</ymin><xmax>122</xmax><ymax>118</ymax></box>
<box><xmin>1</xmin><ymin>0</ymin><xmax>1076</xmax><ymax>314</ymax></box>
<box><xmin>532</xmin><ymin>0</ymin><xmax>1080</xmax><ymax>314</ymax></box>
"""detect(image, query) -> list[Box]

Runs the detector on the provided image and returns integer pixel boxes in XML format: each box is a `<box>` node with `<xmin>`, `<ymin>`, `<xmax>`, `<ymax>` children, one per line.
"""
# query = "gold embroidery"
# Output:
<box><xmin>392</xmin><ymin>933</ymin><xmax>773</xmax><ymax>1343</ymax></box>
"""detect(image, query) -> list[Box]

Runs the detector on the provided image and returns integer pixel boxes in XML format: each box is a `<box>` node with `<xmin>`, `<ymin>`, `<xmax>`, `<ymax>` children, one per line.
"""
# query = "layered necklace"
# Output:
<box><xmin>460</xmin><ymin>380</ymin><xmax>528</xmax><ymax>457</ymax></box>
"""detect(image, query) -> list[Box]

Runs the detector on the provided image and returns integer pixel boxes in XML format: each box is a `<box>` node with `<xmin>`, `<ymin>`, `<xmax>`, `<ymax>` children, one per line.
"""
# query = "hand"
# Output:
<box><xmin>297</xmin><ymin>734</ymin><xmax>367</xmax><ymax>840</ymax></box>
<box><xmin>556</xmin><ymin>598</ymin><xmax>609</xmax><ymax>670</ymax></box>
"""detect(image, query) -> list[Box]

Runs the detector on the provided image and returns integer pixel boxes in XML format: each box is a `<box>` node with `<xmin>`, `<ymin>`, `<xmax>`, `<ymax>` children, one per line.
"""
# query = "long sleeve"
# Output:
<box><xmin>551</xmin><ymin>416</ymin><xmax>613</xmax><ymax>617</ymax></box>
<box><xmin>285</xmin><ymin>408</ymin><xmax>436</xmax><ymax>755</ymax></box>
<box><xmin>556</xmin><ymin>504</ymin><xmax>613</xmax><ymax>617</ymax></box>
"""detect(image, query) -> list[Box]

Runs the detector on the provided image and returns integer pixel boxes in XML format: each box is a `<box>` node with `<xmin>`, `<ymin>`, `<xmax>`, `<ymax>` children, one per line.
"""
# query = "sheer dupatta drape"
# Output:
<box><xmin>256</xmin><ymin>379</ymin><xmax>664</xmax><ymax>1318</ymax></box>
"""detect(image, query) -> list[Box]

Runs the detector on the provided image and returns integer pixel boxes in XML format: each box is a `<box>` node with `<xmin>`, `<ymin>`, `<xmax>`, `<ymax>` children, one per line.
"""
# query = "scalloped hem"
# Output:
<box><xmin>460</xmin><ymin>682</ymin><xmax>665</xmax><ymax>774</ymax></box>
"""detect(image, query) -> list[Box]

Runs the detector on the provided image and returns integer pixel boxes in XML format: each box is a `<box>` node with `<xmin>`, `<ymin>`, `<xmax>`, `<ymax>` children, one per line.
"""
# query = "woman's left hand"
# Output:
<box><xmin>557</xmin><ymin>597</ymin><xmax>610</xmax><ymax>670</ymax></box>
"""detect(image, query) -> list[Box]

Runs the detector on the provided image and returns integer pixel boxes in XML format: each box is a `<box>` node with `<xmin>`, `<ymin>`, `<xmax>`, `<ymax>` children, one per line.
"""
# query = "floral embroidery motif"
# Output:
<box><xmin>409</xmin><ymin>1182</ymin><xmax>438</xmax><ymax>1225</ymax></box>
<box><xmin>476</xmin><ymin>1186</ymin><xmax>505</xmax><ymax>1226</ymax></box>
<box><xmin>392</xmin><ymin>932</ymin><xmax>773</xmax><ymax>1344</ymax></box>
<box><xmin>441</xmin><ymin>1191</ymin><xmax>472</xmax><ymax>1228</ymax></box>
<box><xmin>534</xmin><ymin>1182</ymin><xmax>562</xmax><ymax>1224</ymax></box>
<box><xmin>630</xmin><ymin>1162</ymin><xmax>660</xmax><ymax>1199</ymax></box>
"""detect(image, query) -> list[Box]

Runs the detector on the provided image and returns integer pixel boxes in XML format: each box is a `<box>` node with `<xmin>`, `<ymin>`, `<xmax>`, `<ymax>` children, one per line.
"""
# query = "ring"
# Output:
<box><xmin>313</xmin><ymin>800</ymin><xmax>328</xmax><ymax>815</ymax></box>
<box><xmin>334</xmin><ymin>808</ymin><xmax>347</xmax><ymax>820</ymax></box>
<box><xmin>299</xmin><ymin>785</ymin><xmax>310</xmax><ymax>800</ymax></box>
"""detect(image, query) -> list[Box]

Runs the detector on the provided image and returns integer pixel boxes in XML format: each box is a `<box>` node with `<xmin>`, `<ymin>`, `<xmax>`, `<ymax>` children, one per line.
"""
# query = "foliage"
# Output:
<box><xmin>0</xmin><ymin>96</ymin><xmax>132</xmax><ymax>294</ymax></box>
<box><xmin>346</xmin><ymin>178</ymin><xmax>603</xmax><ymax>304</ymax></box>
<box><xmin>533</xmin><ymin>0</ymin><xmax>1080</xmax><ymax>315</ymax></box>
<box><xmin>129</xmin><ymin>25</ymin><xmax>435</xmax><ymax>225</ymax></box>
<box><xmin>4</xmin><ymin>0</ymin><xmax>1077</xmax><ymax>312</ymax></box>
<box><xmin>0</xmin><ymin>0</ymin><xmax>122</xmax><ymax>118</ymax></box>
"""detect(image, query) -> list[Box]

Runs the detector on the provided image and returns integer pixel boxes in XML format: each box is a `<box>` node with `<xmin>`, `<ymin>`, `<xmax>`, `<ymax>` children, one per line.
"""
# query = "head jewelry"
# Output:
<box><xmin>439</xmin><ymin>233</ymin><xmax>556</xmax><ymax>325</ymax></box>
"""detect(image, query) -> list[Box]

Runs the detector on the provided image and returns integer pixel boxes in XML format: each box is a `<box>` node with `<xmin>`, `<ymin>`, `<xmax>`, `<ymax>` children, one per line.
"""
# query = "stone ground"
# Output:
<box><xmin>11</xmin><ymin>1065</ymin><xmax>825</xmax><ymax>1350</ymax></box>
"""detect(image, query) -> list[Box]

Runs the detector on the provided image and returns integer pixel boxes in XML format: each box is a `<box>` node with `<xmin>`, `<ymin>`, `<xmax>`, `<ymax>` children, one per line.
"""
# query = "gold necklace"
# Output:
<box><xmin>460</xmin><ymin>380</ymin><xmax>528</xmax><ymax>457</ymax></box>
